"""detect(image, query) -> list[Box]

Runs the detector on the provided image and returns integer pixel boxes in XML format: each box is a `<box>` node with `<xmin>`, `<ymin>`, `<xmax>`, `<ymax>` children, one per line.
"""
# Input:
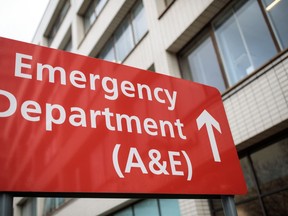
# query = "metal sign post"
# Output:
<box><xmin>0</xmin><ymin>193</ymin><xmax>13</xmax><ymax>216</ymax></box>
<box><xmin>222</xmin><ymin>195</ymin><xmax>238</xmax><ymax>216</ymax></box>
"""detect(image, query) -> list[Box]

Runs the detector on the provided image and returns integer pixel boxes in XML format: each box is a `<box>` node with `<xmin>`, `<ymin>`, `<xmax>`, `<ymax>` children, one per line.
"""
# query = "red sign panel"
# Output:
<box><xmin>0</xmin><ymin>37</ymin><xmax>246</xmax><ymax>196</ymax></box>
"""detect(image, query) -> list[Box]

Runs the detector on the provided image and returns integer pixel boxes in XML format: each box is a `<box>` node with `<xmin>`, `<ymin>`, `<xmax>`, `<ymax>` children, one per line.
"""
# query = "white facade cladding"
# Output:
<box><xmin>14</xmin><ymin>0</ymin><xmax>288</xmax><ymax>215</ymax></box>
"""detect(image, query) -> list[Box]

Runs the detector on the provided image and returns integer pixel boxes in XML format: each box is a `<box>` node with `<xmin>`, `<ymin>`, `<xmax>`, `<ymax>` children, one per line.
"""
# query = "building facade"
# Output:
<box><xmin>13</xmin><ymin>0</ymin><xmax>288</xmax><ymax>215</ymax></box>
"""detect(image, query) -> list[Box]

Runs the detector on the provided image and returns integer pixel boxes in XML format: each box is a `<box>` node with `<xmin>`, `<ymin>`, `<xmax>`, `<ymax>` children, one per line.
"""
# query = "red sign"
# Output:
<box><xmin>0</xmin><ymin>37</ymin><xmax>247</xmax><ymax>196</ymax></box>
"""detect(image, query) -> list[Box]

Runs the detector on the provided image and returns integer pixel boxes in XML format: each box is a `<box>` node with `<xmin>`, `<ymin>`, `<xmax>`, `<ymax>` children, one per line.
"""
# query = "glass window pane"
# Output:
<box><xmin>262</xmin><ymin>0</ymin><xmax>288</xmax><ymax>49</ymax></box>
<box><xmin>236</xmin><ymin>199</ymin><xmax>263</xmax><ymax>216</ymax></box>
<box><xmin>250</xmin><ymin>138</ymin><xmax>288</xmax><ymax>193</ymax></box>
<box><xmin>159</xmin><ymin>199</ymin><xmax>180</xmax><ymax>216</ymax></box>
<box><xmin>132</xmin><ymin>2</ymin><xmax>148</xmax><ymax>43</ymax></box>
<box><xmin>134</xmin><ymin>199</ymin><xmax>160</xmax><ymax>216</ymax></box>
<box><xmin>263</xmin><ymin>190</ymin><xmax>288</xmax><ymax>215</ymax></box>
<box><xmin>99</xmin><ymin>39</ymin><xmax>116</xmax><ymax>62</ymax></box>
<box><xmin>47</xmin><ymin>0</ymin><xmax>70</xmax><ymax>44</ymax></box>
<box><xmin>214</xmin><ymin>0</ymin><xmax>277</xmax><ymax>85</ymax></box>
<box><xmin>235</xmin><ymin>157</ymin><xmax>258</xmax><ymax>203</ymax></box>
<box><xmin>186</xmin><ymin>36</ymin><xmax>226</xmax><ymax>92</ymax></box>
<box><xmin>211</xmin><ymin>198</ymin><xmax>222</xmax><ymax>210</ymax></box>
<box><xmin>84</xmin><ymin>0</ymin><xmax>97</xmax><ymax>32</ymax></box>
<box><xmin>115</xmin><ymin>18</ymin><xmax>134</xmax><ymax>62</ymax></box>
<box><xmin>63</xmin><ymin>37</ymin><xmax>72</xmax><ymax>52</ymax></box>
<box><xmin>114</xmin><ymin>206</ymin><xmax>133</xmax><ymax>216</ymax></box>
<box><xmin>96</xmin><ymin>0</ymin><xmax>107</xmax><ymax>15</ymax></box>
<box><xmin>21</xmin><ymin>198</ymin><xmax>36</xmax><ymax>216</ymax></box>
<box><xmin>43</xmin><ymin>197</ymin><xmax>65</xmax><ymax>215</ymax></box>
<box><xmin>215</xmin><ymin>211</ymin><xmax>224</xmax><ymax>216</ymax></box>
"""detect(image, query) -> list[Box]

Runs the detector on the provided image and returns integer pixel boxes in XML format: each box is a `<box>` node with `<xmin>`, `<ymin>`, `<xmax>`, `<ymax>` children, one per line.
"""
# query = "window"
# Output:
<box><xmin>60</xmin><ymin>30</ymin><xmax>72</xmax><ymax>52</ymax></box>
<box><xmin>214</xmin><ymin>0</ymin><xmax>277</xmax><ymax>86</ymax></box>
<box><xmin>113</xmin><ymin>199</ymin><xmax>180</xmax><ymax>216</ymax></box>
<box><xmin>98</xmin><ymin>1</ymin><xmax>148</xmax><ymax>63</ymax></box>
<box><xmin>132</xmin><ymin>2</ymin><xmax>148</xmax><ymax>44</ymax></box>
<box><xmin>83</xmin><ymin>0</ymin><xmax>107</xmax><ymax>33</ymax></box>
<box><xmin>181</xmin><ymin>34</ymin><xmax>226</xmax><ymax>92</ymax></box>
<box><xmin>179</xmin><ymin>0</ymin><xmax>288</xmax><ymax>91</ymax></box>
<box><xmin>114</xmin><ymin>17</ymin><xmax>134</xmax><ymax>62</ymax></box>
<box><xmin>210</xmin><ymin>136</ymin><xmax>288</xmax><ymax>215</ymax></box>
<box><xmin>99</xmin><ymin>38</ymin><xmax>116</xmax><ymax>62</ymax></box>
<box><xmin>43</xmin><ymin>198</ymin><xmax>68</xmax><ymax>216</ymax></box>
<box><xmin>63</xmin><ymin>37</ymin><xmax>72</xmax><ymax>52</ymax></box>
<box><xmin>262</xmin><ymin>0</ymin><xmax>288</xmax><ymax>50</ymax></box>
<box><xmin>18</xmin><ymin>198</ymin><xmax>36</xmax><ymax>216</ymax></box>
<box><xmin>45</xmin><ymin>0</ymin><xmax>70</xmax><ymax>45</ymax></box>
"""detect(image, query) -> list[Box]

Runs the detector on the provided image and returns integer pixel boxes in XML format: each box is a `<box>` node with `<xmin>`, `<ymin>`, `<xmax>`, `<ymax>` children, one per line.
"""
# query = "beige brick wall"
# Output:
<box><xmin>223</xmin><ymin>52</ymin><xmax>288</xmax><ymax>147</ymax></box>
<box><xmin>179</xmin><ymin>199</ymin><xmax>211</xmax><ymax>216</ymax></box>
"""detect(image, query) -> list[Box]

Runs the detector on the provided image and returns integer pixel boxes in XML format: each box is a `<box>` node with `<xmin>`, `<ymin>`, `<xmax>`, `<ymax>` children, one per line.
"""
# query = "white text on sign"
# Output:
<box><xmin>112</xmin><ymin>144</ymin><xmax>193</xmax><ymax>181</ymax></box>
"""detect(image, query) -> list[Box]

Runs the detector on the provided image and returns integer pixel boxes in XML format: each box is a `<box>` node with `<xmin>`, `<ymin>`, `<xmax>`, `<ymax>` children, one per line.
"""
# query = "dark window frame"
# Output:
<box><xmin>45</xmin><ymin>0</ymin><xmax>71</xmax><ymax>46</ymax></box>
<box><xmin>82</xmin><ymin>0</ymin><xmax>108</xmax><ymax>34</ymax></box>
<box><xmin>112</xmin><ymin>199</ymin><xmax>180</xmax><ymax>216</ymax></box>
<box><xmin>97</xmin><ymin>1</ymin><xmax>148</xmax><ymax>63</ymax></box>
<box><xmin>178</xmin><ymin>0</ymin><xmax>288</xmax><ymax>94</ymax></box>
<box><xmin>209</xmin><ymin>129</ymin><xmax>288</xmax><ymax>215</ymax></box>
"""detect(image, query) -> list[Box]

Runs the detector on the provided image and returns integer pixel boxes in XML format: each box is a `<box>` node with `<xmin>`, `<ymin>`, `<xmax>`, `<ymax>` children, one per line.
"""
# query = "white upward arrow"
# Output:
<box><xmin>196</xmin><ymin>110</ymin><xmax>222</xmax><ymax>162</ymax></box>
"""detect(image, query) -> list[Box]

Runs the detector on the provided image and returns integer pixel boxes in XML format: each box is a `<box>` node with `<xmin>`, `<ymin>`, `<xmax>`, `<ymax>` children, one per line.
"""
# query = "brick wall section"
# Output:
<box><xmin>223</xmin><ymin>51</ymin><xmax>288</xmax><ymax>147</ymax></box>
<box><xmin>179</xmin><ymin>199</ymin><xmax>211</xmax><ymax>216</ymax></box>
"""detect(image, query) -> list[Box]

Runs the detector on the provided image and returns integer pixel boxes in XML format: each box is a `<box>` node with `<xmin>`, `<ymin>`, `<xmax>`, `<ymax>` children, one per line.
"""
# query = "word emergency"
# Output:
<box><xmin>15</xmin><ymin>53</ymin><xmax>177</xmax><ymax>111</ymax></box>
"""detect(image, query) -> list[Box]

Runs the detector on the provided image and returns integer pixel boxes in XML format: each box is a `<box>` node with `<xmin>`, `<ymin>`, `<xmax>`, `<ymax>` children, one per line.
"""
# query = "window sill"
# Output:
<box><xmin>222</xmin><ymin>48</ymin><xmax>288</xmax><ymax>100</ymax></box>
<box><xmin>120</xmin><ymin>31</ymin><xmax>149</xmax><ymax>64</ymax></box>
<box><xmin>158</xmin><ymin>0</ymin><xmax>176</xmax><ymax>20</ymax></box>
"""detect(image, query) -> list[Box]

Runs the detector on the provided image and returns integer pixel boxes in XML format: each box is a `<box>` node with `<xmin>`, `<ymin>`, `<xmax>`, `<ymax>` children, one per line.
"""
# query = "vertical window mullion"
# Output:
<box><xmin>112</xmin><ymin>34</ymin><xmax>118</xmax><ymax>62</ymax></box>
<box><xmin>157</xmin><ymin>199</ymin><xmax>162</xmax><ymax>216</ymax></box>
<box><xmin>232</xmin><ymin>10</ymin><xmax>255</xmax><ymax>70</ymax></box>
<box><xmin>129</xmin><ymin>10</ymin><xmax>137</xmax><ymax>46</ymax></box>
<box><xmin>257</xmin><ymin>0</ymin><xmax>281</xmax><ymax>52</ymax></box>
<box><xmin>132</xmin><ymin>204</ymin><xmax>135</xmax><ymax>216</ymax></box>
<box><xmin>210</xmin><ymin>25</ymin><xmax>229</xmax><ymax>89</ymax></box>
<box><xmin>247</xmin><ymin>155</ymin><xmax>268</xmax><ymax>216</ymax></box>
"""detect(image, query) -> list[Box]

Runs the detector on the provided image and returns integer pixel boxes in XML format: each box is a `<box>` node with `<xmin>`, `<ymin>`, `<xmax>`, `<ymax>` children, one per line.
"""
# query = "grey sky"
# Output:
<box><xmin>0</xmin><ymin>0</ymin><xmax>49</xmax><ymax>43</ymax></box>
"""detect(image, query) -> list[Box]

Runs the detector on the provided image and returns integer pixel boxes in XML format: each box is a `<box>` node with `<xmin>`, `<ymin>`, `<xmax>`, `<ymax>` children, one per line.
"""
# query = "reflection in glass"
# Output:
<box><xmin>84</xmin><ymin>0</ymin><xmax>107</xmax><ymax>32</ymax></box>
<box><xmin>115</xmin><ymin>18</ymin><xmax>134</xmax><ymax>62</ymax></box>
<box><xmin>132</xmin><ymin>2</ymin><xmax>148</xmax><ymax>43</ymax></box>
<box><xmin>43</xmin><ymin>198</ymin><xmax>65</xmax><ymax>216</ymax></box>
<box><xmin>98</xmin><ymin>39</ymin><xmax>116</xmax><ymax>62</ymax></box>
<box><xmin>84</xmin><ymin>0</ymin><xmax>97</xmax><ymax>31</ymax></box>
<box><xmin>215</xmin><ymin>210</ymin><xmax>225</xmax><ymax>216</ymax></box>
<box><xmin>262</xmin><ymin>0</ymin><xmax>288</xmax><ymax>49</ymax></box>
<box><xmin>159</xmin><ymin>199</ymin><xmax>181</xmax><ymax>216</ymax></box>
<box><xmin>236</xmin><ymin>199</ymin><xmax>263</xmax><ymax>216</ymax></box>
<box><xmin>96</xmin><ymin>0</ymin><xmax>107</xmax><ymax>15</ymax></box>
<box><xmin>98</xmin><ymin>1</ymin><xmax>147</xmax><ymax>63</ymax></box>
<box><xmin>263</xmin><ymin>190</ymin><xmax>288</xmax><ymax>215</ymax></box>
<box><xmin>235</xmin><ymin>158</ymin><xmax>257</xmax><ymax>203</ymax></box>
<box><xmin>214</xmin><ymin>0</ymin><xmax>277</xmax><ymax>85</ymax></box>
<box><xmin>20</xmin><ymin>198</ymin><xmax>36</xmax><ymax>216</ymax></box>
<box><xmin>251</xmin><ymin>138</ymin><xmax>288</xmax><ymax>193</ymax></box>
<box><xmin>134</xmin><ymin>199</ymin><xmax>160</xmax><ymax>216</ymax></box>
<box><xmin>186</xmin><ymin>36</ymin><xmax>226</xmax><ymax>92</ymax></box>
<box><xmin>211</xmin><ymin>198</ymin><xmax>222</xmax><ymax>211</ymax></box>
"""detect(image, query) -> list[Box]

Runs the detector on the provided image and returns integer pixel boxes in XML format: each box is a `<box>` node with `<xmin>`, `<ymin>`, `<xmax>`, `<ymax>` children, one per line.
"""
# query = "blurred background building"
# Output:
<box><xmin>13</xmin><ymin>0</ymin><xmax>288</xmax><ymax>215</ymax></box>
